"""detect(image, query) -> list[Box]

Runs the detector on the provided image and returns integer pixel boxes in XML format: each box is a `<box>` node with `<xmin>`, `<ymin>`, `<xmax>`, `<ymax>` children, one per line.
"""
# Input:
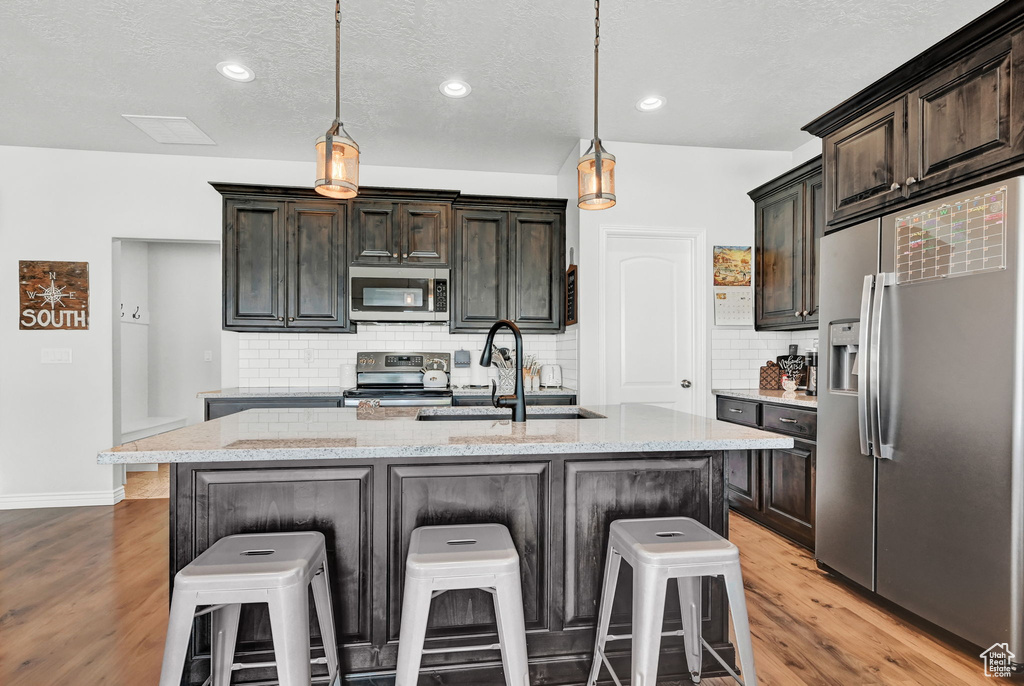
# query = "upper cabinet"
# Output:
<box><xmin>452</xmin><ymin>198</ymin><xmax>566</xmax><ymax>333</ymax></box>
<box><xmin>350</xmin><ymin>200</ymin><xmax>451</xmax><ymax>266</ymax></box>
<box><xmin>213</xmin><ymin>184</ymin><xmax>566</xmax><ymax>334</ymax></box>
<box><xmin>222</xmin><ymin>196</ymin><xmax>350</xmax><ymax>332</ymax></box>
<box><xmin>805</xmin><ymin>11</ymin><xmax>1024</xmax><ymax>230</ymax></box>
<box><xmin>750</xmin><ymin>157</ymin><xmax>822</xmax><ymax>331</ymax></box>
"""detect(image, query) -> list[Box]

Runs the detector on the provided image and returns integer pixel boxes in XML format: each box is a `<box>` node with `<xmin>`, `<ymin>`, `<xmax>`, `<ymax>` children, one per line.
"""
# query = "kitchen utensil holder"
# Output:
<box><xmin>498</xmin><ymin>368</ymin><xmax>516</xmax><ymax>395</ymax></box>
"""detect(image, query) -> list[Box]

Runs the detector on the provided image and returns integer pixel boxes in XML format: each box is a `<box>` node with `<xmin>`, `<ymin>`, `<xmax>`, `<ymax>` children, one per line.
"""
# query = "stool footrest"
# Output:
<box><xmin>231</xmin><ymin>656</ymin><xmax>329</xmax><ymax>671</ymax></box>
<box><xmin>605</xmin><ymin>628</ymin><xmax>687</xmax><ymax>641</ymax></box>
<box><xmin>421</xmin><ymin>642</ymin><xmax>501</xmax><ymax>655</ymax></box>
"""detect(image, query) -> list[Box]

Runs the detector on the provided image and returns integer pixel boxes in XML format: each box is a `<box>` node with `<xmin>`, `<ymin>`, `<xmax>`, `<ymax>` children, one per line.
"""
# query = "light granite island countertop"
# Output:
<box><xmin>99</xmin><ymin>404</ymin><xmax>791</xmax><ymax>463</ymax></box>
<box><xmin>103</xmin><ymin>403</ymin><xmax>790</xmax><ymax>685</ymax></box>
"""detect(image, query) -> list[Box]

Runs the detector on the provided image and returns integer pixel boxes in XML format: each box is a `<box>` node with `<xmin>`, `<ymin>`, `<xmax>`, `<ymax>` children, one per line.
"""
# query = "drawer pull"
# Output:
<box><xmin>779</xmin><ymin>418</ymin><xmax>798</xmax><ymax>424</ymax></box>
<box><xmin>729</xmin><ymin>408</ymin><xmax>744</xmax><ymax>413</ymax></box>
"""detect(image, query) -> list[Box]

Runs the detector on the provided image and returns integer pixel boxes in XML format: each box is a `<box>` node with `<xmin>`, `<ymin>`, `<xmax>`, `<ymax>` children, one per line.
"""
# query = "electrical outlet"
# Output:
<box><xmin>304</xmin><ymin>348</ymin><xmax>316</xmax><ymax>363</ymax></box>
<box><xmin>203</xmin><ymin>350</ymin><xmax>213</xmax><ymax>362</ymax></box>
<box><xmin>41</xmin><ymin>348</ymin><xmax>73</xmax><ymax>364</ymax></box>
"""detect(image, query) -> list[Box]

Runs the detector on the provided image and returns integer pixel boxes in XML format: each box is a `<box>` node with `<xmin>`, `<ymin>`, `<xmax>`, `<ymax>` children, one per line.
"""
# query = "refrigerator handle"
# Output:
<box><xmin>870</xmin><ymin>272</ymin><xmax>896</xmax><ymax>459</ymax></box>
<box><xmin>858</xmin><ymin>275</ymin><xmax>874</xmax><ymax>456</ymax></box>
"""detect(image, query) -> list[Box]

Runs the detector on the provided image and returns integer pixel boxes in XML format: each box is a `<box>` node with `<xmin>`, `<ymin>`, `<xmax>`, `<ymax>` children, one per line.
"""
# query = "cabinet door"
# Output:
<box><xmin>224</xmin><ymin>200</ymin><xmax>287</xmax><ymax>329</ymax></box>
<box><xmin>351</xmin><ymin>201</ymin><xmax>399</xmax><ymax>265</ymax></box>
<box><xmin>823</xmin><ymin>98</ymin><xmax>907</xmax><ymax>227</ymax></box>
<box><xmin>760</xmin><ymin>439</ymin><xmax>815</xmax><ymax>549</ymax></box>
<box><xmin>726</xmin><ymin>449</ymin><xmax>760</xmax><ymax>517</ymax></box>
<box><xmin>907</xmin><ymin>34</ymin><xmax>1022</xmax><ymax>197</ymax></box>
<box><xmin>803</xmin><ymin>173</ymin><xmax>824</xmax><ymax>326</ymax></box>
<box><xmin>287</xmin><ymin>202</ymin><xmax>349</xmax><ymax>329</ymax></box>
<box><xmin>755</xmin><ymin>184</ymin><xmax>805</xmax><ymax>329</ymax></box>
<box><xmin>509</xmin><ymin>212</ymin><xmax>564</xmax><ymax>331</ymax></box>
<box><xmin>452</xmin><ymin>209</ymin><xmax>508</xmax><ymax>331</ymax></box>
<box><xmin>401</xmin><ymin>203</ymin><xmax>450</xmax><ymax>265</ymax></box>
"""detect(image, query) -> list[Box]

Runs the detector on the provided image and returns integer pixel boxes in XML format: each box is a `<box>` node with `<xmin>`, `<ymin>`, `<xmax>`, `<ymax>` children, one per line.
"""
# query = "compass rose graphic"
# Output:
<box><xmin>33</xmin><ymin>272</ymin><xmax>72</xmax><ymax>309</ymax></box>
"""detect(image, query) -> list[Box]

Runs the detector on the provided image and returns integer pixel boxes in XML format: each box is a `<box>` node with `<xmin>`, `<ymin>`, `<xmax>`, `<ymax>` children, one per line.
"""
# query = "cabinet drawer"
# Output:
<box><xmin>716</xmin><ymin>398</ymin><xmax>759</xmax><ymax>428</ymax></box>
<box><xmin>762</xmin><ymin>404</ymin><xmax>817</xmax><ymax>440</ymax></box>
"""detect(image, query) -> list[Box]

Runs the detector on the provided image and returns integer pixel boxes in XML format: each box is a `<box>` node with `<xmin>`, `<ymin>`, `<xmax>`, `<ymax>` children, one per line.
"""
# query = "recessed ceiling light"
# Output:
<box><xmin>439</xmin><ymin>79</ymin><xmax>472</xmax><ymax>98</ymax></box>
<box><xmin>216</xmin><ymin>61</ymin><xmax>255</xmax><ymax>82</ymax></box>
<box><xmin>635</xmin><ymin>95</ymin><xmax>666</xmax><ymax>112</ymax></box>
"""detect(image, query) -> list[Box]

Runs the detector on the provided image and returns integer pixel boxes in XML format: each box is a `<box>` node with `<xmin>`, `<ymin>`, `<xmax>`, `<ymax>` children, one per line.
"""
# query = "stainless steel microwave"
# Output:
<box><xmin>348</xmin><ymin>267</ymin><xmax>449</xmax><ymax>322</ymax></box>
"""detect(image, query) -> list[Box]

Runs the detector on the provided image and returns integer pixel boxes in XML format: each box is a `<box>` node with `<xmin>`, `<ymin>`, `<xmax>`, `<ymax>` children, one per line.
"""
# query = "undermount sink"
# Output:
<box><xmin>417</xmin><ymin>408</ymin><xmax>604</xmax><ymax>422</ymax></box>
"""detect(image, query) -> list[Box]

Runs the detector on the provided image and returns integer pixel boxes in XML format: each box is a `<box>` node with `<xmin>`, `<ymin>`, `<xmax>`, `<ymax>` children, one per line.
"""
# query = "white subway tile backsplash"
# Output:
<box><xmin>710</xmin><ymin>326</ymin><xmax>818</xmax><ymax>389</ymax></box>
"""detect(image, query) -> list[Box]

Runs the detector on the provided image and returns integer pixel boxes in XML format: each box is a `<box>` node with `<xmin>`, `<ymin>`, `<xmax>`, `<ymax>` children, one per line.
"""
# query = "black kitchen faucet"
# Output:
<box><xmin>480</xmin><ymin>319</ymin><xmax>527</xmax><ymax>422</ymax></box>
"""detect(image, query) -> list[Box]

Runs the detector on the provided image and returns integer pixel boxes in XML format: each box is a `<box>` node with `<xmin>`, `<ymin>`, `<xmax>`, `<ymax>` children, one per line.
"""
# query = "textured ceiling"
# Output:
<box><xmin>0</xmin><ymin>0</ymin><xmax>1004</xmax><ymax>174</ymax></box>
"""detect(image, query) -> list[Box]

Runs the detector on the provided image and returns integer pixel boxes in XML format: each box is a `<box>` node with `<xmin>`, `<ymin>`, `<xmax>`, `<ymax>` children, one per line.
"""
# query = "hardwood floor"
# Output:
<box><xmin>0</xmin><ymin>502</ymin><xmax>1010</xmax><ymax>685</ymax></box>
<box><xmin>124</xmin><ymin>463</ymin><xmax>171</xmax><ymax>500</ymax></box>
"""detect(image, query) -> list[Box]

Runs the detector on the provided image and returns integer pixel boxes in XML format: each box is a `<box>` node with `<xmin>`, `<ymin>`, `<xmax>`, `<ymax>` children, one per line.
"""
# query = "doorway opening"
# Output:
<box><xmin>111</xmin><ymin>239</ymin><xmax>221</xmax><ymax>499</ymax></box>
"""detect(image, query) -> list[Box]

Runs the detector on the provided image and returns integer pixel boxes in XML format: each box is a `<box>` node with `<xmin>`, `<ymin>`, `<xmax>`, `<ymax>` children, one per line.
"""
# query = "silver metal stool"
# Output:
<box><xmin>587</xmin><ymin>517</ymin><xmax>757</xmax><ymax>686</ymax></box>
<box><xmin>159</xmin><ymin>531</ymin><xmax>340</xmax><ymax>686</ymax></box>
<box><xmin>395</xmin><ymin>523</ymin><xmax>530</xmax><ymax>686</ymax></box>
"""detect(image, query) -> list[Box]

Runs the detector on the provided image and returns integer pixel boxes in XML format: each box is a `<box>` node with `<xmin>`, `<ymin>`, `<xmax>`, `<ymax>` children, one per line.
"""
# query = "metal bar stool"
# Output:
<box><xmin>586</xmin><ymin>517</ymin><xmax>757</xmax><ymax>686</ymax></box>
<box><xmin>159</xmin><ymin>531</ymin><xmax>340</xmax><ymax>686</ymax></box>
<box><xmin>395</xmin><ymin>523</ymin><xmax>530</xmax><ymax>686</ymax></box>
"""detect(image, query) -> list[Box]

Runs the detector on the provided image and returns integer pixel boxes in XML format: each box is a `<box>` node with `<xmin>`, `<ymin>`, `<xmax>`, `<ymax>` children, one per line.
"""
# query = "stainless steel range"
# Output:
<box><xmin>342</xmin><ymin>352</ymin><xmax>452</xmax><ymax>407</ymax></box>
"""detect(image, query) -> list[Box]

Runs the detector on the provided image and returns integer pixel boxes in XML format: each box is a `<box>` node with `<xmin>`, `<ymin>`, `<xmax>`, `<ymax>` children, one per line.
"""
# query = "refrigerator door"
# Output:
<box><xmin>816</xmin><ymin>220</ymin><xmax>880</xmax><ymax>589</ymax></box>
<box><xmin>876</xmin><ymin>179</ymin><xmax>1020</xmax><ymax>651</ymax></box>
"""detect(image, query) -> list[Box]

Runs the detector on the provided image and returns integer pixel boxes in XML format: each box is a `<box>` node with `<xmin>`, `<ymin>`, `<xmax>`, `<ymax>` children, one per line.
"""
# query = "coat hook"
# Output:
<box><xmin>120</xmin><ymin>303</ymin><xmax>124</xmax><ymax>318</ymax></box>
<box><xmin>132</xmin><ymin>306</ymin><xmax>141</xmax><ymax>320</ymax></box>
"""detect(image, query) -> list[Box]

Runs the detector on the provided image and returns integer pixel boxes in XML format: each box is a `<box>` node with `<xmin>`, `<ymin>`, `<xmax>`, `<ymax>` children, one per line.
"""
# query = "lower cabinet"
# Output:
<box><xmin>205</xmin><ymin>398</ymin><xmax>342</xmax><ymax>420</ymax></box>
<box><xmin>719</xmin><ymin>396</ymin><xmax>816</xmax><ymax>550</ymax></box>
<box><xmin>452</xmin><ymin>394</ymin><xmax>577</xmax><ymax>407</ymax></box>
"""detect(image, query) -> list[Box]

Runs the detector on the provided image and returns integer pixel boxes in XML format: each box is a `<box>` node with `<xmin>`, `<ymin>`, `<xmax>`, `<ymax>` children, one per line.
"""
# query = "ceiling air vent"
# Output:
<box><xmin>121</xmin><ymin>115</ymin><xmax>216</xmax><ymax>145</ymax></box>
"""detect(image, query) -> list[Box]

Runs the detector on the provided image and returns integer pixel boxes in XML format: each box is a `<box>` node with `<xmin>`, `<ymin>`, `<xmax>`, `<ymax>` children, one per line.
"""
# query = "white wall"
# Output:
<box><xmin>575</xmin><ymin>141</ymin><xmax>795</xmax><ymax>415</ymax></box>
<box><xmin>0</xmin><ymin>144</ymin><xmax>557</xmax><ymax>508</ymax></box>
<box><xmin>147</xmin><ymin>242</ymin><xmax>222</xmax><ymax>425</ymax></box>
<box><xmin>791</xmin><ymin>138</ymin><xmax>823</xmax><ymax>166</ymax></box>
<box><xmin>119</xmin><ymin>241</ymin><xmax>150</xmax><ymax>424</ymax></box>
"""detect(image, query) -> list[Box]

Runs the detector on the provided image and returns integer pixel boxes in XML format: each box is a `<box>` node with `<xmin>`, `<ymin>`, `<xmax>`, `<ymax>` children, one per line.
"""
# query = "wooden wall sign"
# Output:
<box><xmin>565</xmin><ymin>264</ymin><xmax>578</xmax><ymax>326</ymax></box>
<box><xmin>19</xmin><ymin>261</ymin><xmax>90</xmax><ymax>330</ymax></box>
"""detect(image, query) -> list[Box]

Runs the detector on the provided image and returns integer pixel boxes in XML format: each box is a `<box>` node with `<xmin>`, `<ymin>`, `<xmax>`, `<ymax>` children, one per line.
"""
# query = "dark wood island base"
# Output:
<box><xmin>170</xmin><ymin>450</ymin><xmax>735</xmax><ymax>685</ymax></box>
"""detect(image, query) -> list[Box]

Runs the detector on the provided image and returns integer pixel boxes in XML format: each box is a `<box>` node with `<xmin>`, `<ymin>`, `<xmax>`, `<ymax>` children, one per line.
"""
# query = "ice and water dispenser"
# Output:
<box><xmin>829</xmin><ymin>322</ymin><xmax>860</xmax><ymax>393</ymax></box>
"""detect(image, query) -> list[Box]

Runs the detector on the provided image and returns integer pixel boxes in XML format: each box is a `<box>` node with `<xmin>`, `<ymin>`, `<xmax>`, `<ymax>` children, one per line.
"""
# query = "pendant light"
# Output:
<box><xmin>315</xmin><ymin>0</ymin><xmax>359</xmax><ymax>199</ymax></box>
<box><xmin>578</xmin><ymin>0</ymin><xmax>615</xmax><ymax>210</ymax></box>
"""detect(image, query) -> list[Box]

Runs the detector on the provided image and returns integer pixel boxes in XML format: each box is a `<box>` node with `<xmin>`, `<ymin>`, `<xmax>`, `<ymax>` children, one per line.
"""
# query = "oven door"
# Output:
<box><xmin>349</xmin><ymin>267</ymin><xmax>448</xmax><ymax>322</ymax></box>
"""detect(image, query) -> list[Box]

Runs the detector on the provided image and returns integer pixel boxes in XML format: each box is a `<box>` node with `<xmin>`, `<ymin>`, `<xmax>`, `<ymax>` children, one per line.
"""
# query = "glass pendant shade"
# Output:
<box><xmin>314</xmin><ymin>127</ymin><xmax>359</xmax><ymax>199</ymax></box>
<box><xmin>577</xmin><ymin>142</ymin><xmax>616</xmax><ymax>210</ymax></box>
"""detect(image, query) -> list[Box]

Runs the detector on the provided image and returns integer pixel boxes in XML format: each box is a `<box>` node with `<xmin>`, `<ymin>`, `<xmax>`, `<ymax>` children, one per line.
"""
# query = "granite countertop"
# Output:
<box><xmin>198</xmin><ymin>386</ymin><xmax>576</xmax><ymax>399</ymax></box>
<box><xmin>98</xmin><ymin>404</ymin><xmax>793</xmax><ymax>464</ymax></box>
<box><xmin>713</xmin><ymin>388</ymin><xmax>818</xmax><ymax>409</ymax></box>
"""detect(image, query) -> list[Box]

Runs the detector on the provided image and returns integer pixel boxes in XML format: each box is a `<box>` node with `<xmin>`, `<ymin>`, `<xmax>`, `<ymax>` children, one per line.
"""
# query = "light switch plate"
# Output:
<box><xmin>41</xmin><ymin>348</ymin><xmax>73</xmax><ymax>364</ymax></box>
<box><xmin>203</xmin><ymin>350</ymin><xmax>213</xmax><ymax>362</ymax></box>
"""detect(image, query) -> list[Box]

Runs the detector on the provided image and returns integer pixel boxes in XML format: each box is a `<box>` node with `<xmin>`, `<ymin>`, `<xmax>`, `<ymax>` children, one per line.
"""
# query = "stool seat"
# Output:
<box><xmin>610</xmin><ymin>517</ymin><xmax>738</xmax><ymax>567</ymax></box>
<box><xmin>177</xmin><ymin>531</ymin><xmax>327</xmax><ymax>591</ymax></box>
<box><xmin>406</xmin><ymin>523</ymin><xmax>519</xmax><ymax>578</ymax></box>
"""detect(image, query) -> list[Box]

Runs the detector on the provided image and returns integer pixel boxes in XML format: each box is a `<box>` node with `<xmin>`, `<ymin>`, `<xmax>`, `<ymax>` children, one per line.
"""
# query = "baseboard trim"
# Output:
<box><xmin>0</xmin><ymin>487</ymin><xmax>125</xmax><ymax>510</ymax></box>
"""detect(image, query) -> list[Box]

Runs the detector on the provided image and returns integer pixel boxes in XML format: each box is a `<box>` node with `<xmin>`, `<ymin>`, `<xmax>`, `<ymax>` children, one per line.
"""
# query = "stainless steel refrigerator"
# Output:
<box><xmin>817</xmin><ymin>177</ymin><xmax>1024</xmax><ymax>656</ymax></box>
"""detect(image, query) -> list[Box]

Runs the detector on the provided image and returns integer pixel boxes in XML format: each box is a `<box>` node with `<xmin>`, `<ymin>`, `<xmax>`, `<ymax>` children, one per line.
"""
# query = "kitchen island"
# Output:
<box><xmin>100</xmin><ymin>404</ymin><xmax>791</xmax><ymax>686</ymax></box>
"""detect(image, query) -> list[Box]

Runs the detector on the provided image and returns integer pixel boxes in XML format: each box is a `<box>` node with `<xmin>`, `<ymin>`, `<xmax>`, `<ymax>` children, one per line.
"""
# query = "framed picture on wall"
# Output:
<box><xmin>565</xmin><ymin>264</ymin><xmax>578</xmax><ymax>326</ymax></box>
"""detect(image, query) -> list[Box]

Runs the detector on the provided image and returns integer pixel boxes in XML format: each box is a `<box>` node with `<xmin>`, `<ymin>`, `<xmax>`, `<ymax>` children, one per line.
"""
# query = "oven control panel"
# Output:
<box><xmin>355</xmin><ymin>351</ymin><xmax>450</xmax><ymax>372</ymax></box>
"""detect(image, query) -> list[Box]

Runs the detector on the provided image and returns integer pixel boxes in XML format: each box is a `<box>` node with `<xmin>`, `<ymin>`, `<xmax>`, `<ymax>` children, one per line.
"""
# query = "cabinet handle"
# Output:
<box><xmin>779</xmin><ymin>417</ymin><xmax>798</xmax><ymax>424</ymax></box>
<box><xmin>277</xmin><ymin>316</ymin><xmax>284</xmax><ymax>321</ymax></box>
<box><xmin>906</xmin><ymin>177</ymin><xmax>917</xmax><ymax>186</ymax></box>
<box><xmin>403</xmin><ymin>253</ymin><xmax>408</xmax><ymax>259</ymax></box>
<box><xmin>393</xmin><ymin>252</ymin><xmax>398</xmax><ymax>258</ymax></box>
<box><xmin>729</xmin><ymin>408</ymin><xmax>744</xmax><ymax>413</ymax></box>
<box><xmin>288</xmin><ymin>317</ymin><xmax>295</xmax><ymax>322</ymax></box>
<box><xmin>890</xmin><ymin>182</ymin><xmax>901</xmax><ymax>192</ymax></box>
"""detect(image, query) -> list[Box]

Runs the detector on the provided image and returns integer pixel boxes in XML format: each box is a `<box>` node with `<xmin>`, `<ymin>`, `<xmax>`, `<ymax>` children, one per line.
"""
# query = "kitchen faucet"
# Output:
<box><xmin>480</xmin><ymin>319</ymin><xmax>527</xmax><ymax>422</ymax></box>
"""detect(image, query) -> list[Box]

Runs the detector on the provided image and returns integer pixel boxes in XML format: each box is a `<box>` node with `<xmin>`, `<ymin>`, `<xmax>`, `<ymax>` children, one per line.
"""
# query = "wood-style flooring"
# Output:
<box><xmin>124</xmin><ymin>463</ymin><xmax>171</xmax><ymax>500</ymax></box>
<box><xmin>0</xmin><ymin>502</ymin><xmax>1009</xmax><ymax>685</ymax></box>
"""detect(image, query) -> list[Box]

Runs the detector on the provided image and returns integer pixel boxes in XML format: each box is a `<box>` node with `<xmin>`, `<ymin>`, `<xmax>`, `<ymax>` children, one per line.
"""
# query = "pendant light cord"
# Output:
<box><xmin>593</xmin><ymin>0</ymin><xmax>600</xmax><ymax>142</ymax></box>
<box><xmin>335</xmin><ymin>0</ymin><xmax>341</xmax><ymax>124</ymax></box>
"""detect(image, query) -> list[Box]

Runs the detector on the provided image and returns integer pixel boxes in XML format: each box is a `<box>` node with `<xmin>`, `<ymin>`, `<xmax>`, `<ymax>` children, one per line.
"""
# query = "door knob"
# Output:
<box><xmin>890</xmin><ymin>182</ymin><xmax>901</xmax><ymax>191</ymax></box>
<box><xmin>680</xmin><ymin>380</ymin><xmax>692</xmax><ymax>388</ymax></box>
<box><xmin>906</xmin><ymin>177</ymin><xmax>917</xmax><ymax>186</ymax></box>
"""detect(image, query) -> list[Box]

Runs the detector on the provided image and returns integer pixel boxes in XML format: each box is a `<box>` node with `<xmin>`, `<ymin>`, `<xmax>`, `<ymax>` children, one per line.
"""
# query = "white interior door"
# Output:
<box><xmin>599</xmin><ymin>228</ymin><xmax>704</xmax><ymax>414</ymax></box>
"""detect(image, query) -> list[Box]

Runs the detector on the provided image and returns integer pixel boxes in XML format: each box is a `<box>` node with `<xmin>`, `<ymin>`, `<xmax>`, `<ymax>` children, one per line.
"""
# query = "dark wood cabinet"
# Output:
<box><xmin>222</xmin><ymin>196</ymin><xmax>350</xmax><ymax>332</ymax></box>
<box><xmin>205</xmin><ymin>397</ymin><xmax>342</xmax><ymax>421</ymax></box>
<box><xmin>452</xmin><ymin>198</ymin><xmax>566</xmax><ymax>332</ymax></box>
<box><xmin>750</xmin><ymin>157</ymin><xmax>821</xmax><ymax>331</ymax></box>
<box><xmin>717</xmin><ymin>395</ymin><xmax>816</xmax><ymax>550</ymax></box>
<box><xmin>223</xmin><ymin>201</ymin><xmax>287</xmax><ymax>329</ymax></box>
<box><xmin>760</xmin><ymin>440</ymin><xmax>816</xmax><ymax>549</ymax></box>
<box><xmin>805</xmin><ymin>11</ymin><xmax>1024</xmax><ymax>230</ymax></box>
<box><xmin>350</xmin><ymin>201</ymin><xmax>450</xmax><ymax>266</ymax></box>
